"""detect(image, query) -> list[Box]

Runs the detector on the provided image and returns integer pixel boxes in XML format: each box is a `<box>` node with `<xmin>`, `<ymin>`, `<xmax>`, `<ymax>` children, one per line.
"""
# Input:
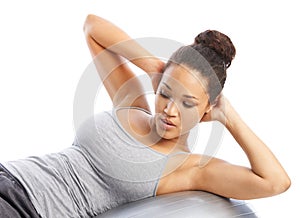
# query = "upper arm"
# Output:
<box><xmin>192</xmin><ymin>156</ymin><xmax>276</xmax><ymax>200</ymax></box>
<box><xmin>84</xmin><ymin>15</ymin><xmax>152</xmax><ymax>110</ymax></box>
<box><xmin>91</xmin><ymin>43</ymin><xmax>151</xmax><ymax>110</ymax></box>
<box><xmin>156</xmin><ymin>153</ymin><xmax>283</xmax><ymax>200</ymax></box>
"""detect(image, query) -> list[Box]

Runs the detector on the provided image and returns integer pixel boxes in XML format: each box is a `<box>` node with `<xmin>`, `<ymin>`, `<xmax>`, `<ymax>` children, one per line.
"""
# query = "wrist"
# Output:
<box><xmin>141</xmin><ymin>58</ymin><xmax>164</xmax><ymax>75</ymax></box>
<box><xmin>223</xmin><ymin>103</ymin><xmax>241</xmax><ymax>130</ymax></box>
<box><xmin>213</xmin><ymin>96</ymin><xmax>233</xmax><ymax>125</ymax></box>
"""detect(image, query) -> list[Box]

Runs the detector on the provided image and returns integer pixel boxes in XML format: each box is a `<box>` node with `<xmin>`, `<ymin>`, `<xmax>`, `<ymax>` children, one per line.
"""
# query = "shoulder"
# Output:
<box><xmin>115</xmin><ymin>106</ymin><xmax>153</xmax><ymax>136</ymax></box>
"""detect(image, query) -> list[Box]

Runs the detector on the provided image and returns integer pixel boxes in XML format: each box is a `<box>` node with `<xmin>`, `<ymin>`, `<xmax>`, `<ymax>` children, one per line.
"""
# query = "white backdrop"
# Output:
<box><xmin>0</xmin><ymin>0</ymin><xmax>299</xmax><ymax>217</ymax></box>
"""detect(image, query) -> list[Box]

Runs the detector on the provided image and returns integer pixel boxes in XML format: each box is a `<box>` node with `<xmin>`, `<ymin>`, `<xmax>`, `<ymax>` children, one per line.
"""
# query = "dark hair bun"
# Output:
<box><xmin>194</xmin><ymin>30</ymin><xmax>236</xmax><ymax>68</ymax></box>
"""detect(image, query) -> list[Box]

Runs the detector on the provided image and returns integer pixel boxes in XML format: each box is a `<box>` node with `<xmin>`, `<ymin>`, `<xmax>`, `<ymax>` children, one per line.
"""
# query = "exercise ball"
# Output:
<box><xmin>96</xmin><ymin>191</ymin><xmax>257</xmax><ymax>218</ymax></box>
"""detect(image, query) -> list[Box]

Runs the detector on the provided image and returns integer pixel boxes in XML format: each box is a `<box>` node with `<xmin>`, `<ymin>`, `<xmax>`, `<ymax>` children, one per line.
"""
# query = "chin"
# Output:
<box><xmin>155</xmin><ymin>126</ymin><xmax>179</xmax><ymax>140</ymax></box>
<box><xmin>161</xmin><ymin>134</ymin><xmax>178</xmax><ymax>140</ymax></box>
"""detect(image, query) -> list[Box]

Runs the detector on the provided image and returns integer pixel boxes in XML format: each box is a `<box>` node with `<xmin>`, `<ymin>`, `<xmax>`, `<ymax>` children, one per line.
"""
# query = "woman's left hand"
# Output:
<box><xmin>200</xmin><ymin>93</ymin><xmax>229</xmax><ymax>125</ymax></box>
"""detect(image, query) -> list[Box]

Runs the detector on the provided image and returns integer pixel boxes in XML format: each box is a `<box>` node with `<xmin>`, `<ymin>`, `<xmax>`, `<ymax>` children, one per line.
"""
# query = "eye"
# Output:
<box><xmin>183</xmin><ymin>101</ymin><xmax>196</xmax><ymax>108</ymax></box>
<box><xmin>159</xmin><ymin>90</ymin><xmax>170</xmax><ymax>99</ymax></box>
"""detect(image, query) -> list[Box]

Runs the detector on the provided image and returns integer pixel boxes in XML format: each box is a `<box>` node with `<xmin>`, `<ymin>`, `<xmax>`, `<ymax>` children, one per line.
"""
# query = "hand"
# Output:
<box><xmin>148</xmin><ymin>60</ymin><xmax>165</xmax><ymax>93</ymax></box>
<box><xmin>200</xmin><ymin>93</ymin><xmax>229</xmax><ymax>125</ymax></box>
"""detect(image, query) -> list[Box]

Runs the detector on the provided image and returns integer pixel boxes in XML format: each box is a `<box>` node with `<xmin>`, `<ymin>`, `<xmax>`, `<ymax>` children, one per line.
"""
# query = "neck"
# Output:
<box><xmin>151</xmin><ymin>127</ymin><xmax>190</xmax><ymax>152</ymax></box>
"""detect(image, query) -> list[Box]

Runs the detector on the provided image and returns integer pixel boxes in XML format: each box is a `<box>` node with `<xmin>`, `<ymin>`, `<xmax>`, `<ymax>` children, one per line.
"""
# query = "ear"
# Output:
<box><xmin>205</xmin><ymin>96</ymin><xmax>219</xmax><ymax>112</ymax></box>
<box><xmin>204</xmin><ymin>104</ymin><xmax>214</xmax><ymax>114</ymax></box>
<box><xmin>199</xmin><ymin>105</ymin><xmax>213</xmax><ymax>123</ymax></box>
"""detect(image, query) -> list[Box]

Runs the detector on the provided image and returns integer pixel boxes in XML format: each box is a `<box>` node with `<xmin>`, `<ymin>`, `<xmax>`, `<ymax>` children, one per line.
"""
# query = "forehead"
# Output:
<box><xmin>161</xmin><ymin>64</ymin><xmax>208</xmax><ymax>99</ymax></box>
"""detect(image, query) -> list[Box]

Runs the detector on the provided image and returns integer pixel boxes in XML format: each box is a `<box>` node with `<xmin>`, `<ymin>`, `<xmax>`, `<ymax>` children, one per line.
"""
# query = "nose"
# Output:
<box><xmin>163</xmin><ymin>100</ymin><xmax>178</xmax><ymax>117</ymax></box>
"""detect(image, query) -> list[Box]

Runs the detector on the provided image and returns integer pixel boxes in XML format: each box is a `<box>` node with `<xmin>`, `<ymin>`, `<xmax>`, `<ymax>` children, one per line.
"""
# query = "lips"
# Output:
<box><xmin>158</xmin><ymin>116</ymin><xmax>177</xmax><ymax>131</ymax></box>
<box><xmin>161</xmin><ymin>118</ymin><xmax>176</xmax><ymax>126</ymax></box>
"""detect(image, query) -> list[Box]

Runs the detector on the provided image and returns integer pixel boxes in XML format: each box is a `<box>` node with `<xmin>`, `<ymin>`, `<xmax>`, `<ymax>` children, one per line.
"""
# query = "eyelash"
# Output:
<box><xmin>183</xmin><ymin>101</ymin><xmax>194</xmax><ymax>108</ymax></box>
<box><xmin>159</xmin><ymin>91</ymin><xmax>196</xmax><ymax>108</ymax></box>
<box><xmin>159</xmin><ymin>91</ymin><xmax>170</xmax><ymax>99</ymax></box>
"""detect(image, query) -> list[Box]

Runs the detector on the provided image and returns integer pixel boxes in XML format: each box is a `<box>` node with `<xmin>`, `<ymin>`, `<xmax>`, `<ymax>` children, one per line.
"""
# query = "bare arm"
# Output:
<box><xmin>83</xmin><ymin>14</ymin><xmax>164</xmax><ymax>108</ymax></box>
<box><xmin>194</xmin><ymin>95</ymin><xmax>291</xmax><ymax>199</ymax></box>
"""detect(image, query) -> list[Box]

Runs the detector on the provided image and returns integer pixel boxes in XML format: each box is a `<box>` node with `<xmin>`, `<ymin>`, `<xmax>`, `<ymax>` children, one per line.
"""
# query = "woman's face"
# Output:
<box><xmin>154</xmin><ymin>64</ymin><xmax>211</xmax><ymax>140</ymax></box>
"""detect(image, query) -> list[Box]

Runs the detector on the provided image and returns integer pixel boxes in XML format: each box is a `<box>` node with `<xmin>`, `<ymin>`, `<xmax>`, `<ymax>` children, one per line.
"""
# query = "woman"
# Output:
<box><xmin>0</xmin><ymin>14</ymin><xmax>290</xmax><ymax>218</ymax></box>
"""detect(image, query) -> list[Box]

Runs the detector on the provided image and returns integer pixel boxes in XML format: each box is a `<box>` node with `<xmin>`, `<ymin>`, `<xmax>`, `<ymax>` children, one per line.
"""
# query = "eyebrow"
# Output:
<box><xmin>162</xmin><ymin>82</ymin><xmax>199</xmax><ymax>100</ymax></box>
<box><xmin>183</xmin><ymin>95</ymin><xmax>199</xmax><ymax>100</ymax></box>
<box><xmin>162</xmin><ymin>82</ymin><xmax>172</xmax><ymax>90</ymax></box>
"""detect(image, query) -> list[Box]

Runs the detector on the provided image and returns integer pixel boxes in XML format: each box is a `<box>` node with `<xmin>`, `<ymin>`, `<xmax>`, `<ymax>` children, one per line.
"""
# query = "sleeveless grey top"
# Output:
<box><xmin>3</xmin><ymin>108</ymin><xmax>173</xmax><ymax>218</ymax></box>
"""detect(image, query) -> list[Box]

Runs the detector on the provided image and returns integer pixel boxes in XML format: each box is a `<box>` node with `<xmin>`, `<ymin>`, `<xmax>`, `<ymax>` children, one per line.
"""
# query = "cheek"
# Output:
<box><xmin>181</xmin><ymin>110</ymin><xmax>198</xmax><ymax>128</ymax></box>
<box><xmin>180</xmin><ymin>106</ymin><xmax>206</xmax><ymax>130</ymax></box>
<box><xmin>154</xmin><ymin>95</ymin><xmax>159</xmax><ymax>113</ymax></box>
<box><xmin>154</xmin><ymin>94</ymin><xmax>165</xmax><ymax>113</ymax></box>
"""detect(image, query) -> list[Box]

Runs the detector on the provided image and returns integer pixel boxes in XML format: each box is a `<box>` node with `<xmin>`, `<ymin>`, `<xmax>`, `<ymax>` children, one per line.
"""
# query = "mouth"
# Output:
<box><xmin>159</xmin><ymin>117</ymin><xmax>176</xmax><ymax>130</ymax></box>
<box><xmin>161</xmin><ymin>118</ymin><xmax>176</xmax><ymax>126</ymax></box>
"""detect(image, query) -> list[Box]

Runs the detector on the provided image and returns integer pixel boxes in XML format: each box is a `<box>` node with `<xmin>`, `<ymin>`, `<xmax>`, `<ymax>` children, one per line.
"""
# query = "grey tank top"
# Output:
<box><xmin>3</xmin><ymin>107</ymin><xmax>173</xmax><ymax>218</ymax></box>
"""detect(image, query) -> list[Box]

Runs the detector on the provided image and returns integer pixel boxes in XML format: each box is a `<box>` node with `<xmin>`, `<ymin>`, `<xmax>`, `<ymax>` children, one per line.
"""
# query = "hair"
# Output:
<box><xmin>164</xmin><ymin>30</ymin><xmax>236</xmax><ymax>103</ymax></box>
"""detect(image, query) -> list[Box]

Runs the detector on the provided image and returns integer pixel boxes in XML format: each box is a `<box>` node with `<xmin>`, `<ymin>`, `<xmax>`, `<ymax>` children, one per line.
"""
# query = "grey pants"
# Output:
<box><xmin>0</xmin><ymin>163</ymin><xmax>40</xmax><ymax>218</ymax></box>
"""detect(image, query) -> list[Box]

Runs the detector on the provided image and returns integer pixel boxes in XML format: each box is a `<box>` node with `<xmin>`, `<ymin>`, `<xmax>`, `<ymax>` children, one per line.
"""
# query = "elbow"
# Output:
<box><xmin>268</xmin><ymin>175</ymin><xmax>291</xmax><ymax>196</ymax></box>
<box><xmin>276</xmin><ymin>175</ymin><xmax>291</xmax><ymax>194</ymax></box>
<box><xmin>83</xmin><ymin>14</ymin><xmax>97</xmax><ymax>35</ymax></box>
